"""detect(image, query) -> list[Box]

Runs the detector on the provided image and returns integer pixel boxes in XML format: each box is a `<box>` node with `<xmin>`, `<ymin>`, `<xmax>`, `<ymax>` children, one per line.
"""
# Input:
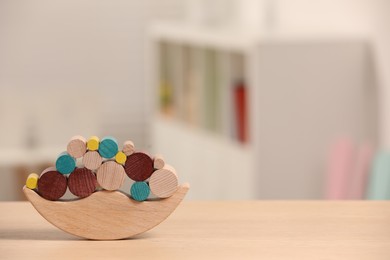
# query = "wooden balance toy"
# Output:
<box><xmin>23</xmin><ymin>135</ymin><xmax>190</xmax><ymax>240</ymax></box>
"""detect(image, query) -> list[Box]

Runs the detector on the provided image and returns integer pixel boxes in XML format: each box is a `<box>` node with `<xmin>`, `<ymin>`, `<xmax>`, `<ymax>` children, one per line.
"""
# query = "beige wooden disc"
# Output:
<box><xmin>96</xmin><ymin>161</ymin><xmax>126</xmax><ymax>191</ymax></box>
<box><xmin>82</xmin><ymin>151</ymin><xmax>103</xmax><ymax>171</ymax></box>
<box><xmin>122</xmin><ymin>140</ymin><xmax>135</xmax><ymax>156</ymax></box>
<box><xmin>149</xmin><ymin>164</ymin><xmax>178</xmax><ymax>198</ymax></box>
<box><xmin>153</xmin><ymin>154</ymin><xmax>165</xmax><ymax>170</ymax></box>
<box><xmin>67</xmin><ymin>135</ymin><xmax>87</xmax><ymax>158</ymax></box>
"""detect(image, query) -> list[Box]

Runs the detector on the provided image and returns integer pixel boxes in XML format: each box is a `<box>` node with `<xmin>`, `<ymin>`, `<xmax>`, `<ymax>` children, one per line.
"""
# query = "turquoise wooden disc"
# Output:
<box><xmin>130</xmin><ymin>182</ymin><xmax>150</xmax><ymax>201</ymax></box>
<box><xmin>98</xmin><ymin>136</ymin><xmax>118</xmax><ymax>159</ymax></box>
<box><xmin>56</xmin><ymin>152</ymin><xmax>76</xmax><ymax>174</ymax></box>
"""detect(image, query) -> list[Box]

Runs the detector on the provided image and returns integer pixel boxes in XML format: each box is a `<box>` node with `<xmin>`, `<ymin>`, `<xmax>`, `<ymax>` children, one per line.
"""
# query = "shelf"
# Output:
<box><xmin>149</xmin><ymin>23</ymin><xmax>259</xmax><ymax>51</ymax></box>
<box><xmin>154</xmin><ymin>114</ymin><xmax>252</xmax><ymax>150</ymax></box>
<box><xmin>156</xmin><ymin>42</ymin><xmax>249</xmax><ymax>144</ymax></box>
<box><xmin>151</xmin><ymin>115</ymin><xmax>255</xmax><ymax>200</ymax></box>
<box><xmin>149</xmin><ymin>22</ymin><xmax>369</xmax><ymax>51</ymax></box>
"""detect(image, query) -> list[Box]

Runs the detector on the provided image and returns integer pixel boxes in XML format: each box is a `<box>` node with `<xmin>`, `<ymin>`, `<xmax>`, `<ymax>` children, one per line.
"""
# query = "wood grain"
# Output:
<box><xmin>130</xmin><ymin>181</ymin><xmax>150</xmax><ymax>201</ymax></box>
<box><xmin>98</xmin><ymin>136</ymin><xmax>119</xmax><ymax>159</ymax></box>
<box><xmin>122</xmin><ymin>140</ymin><xmax>135</xmax><ymax>156</ymax></box>
<box><xmin>38</xmin><ymin>167</ymin><xmax>67</xmax><ymax>201</ymax></box>
<box><xmin>149</xmin><ymin>164</ymin><xmax>178</xmax><ymax>198</ymax></box>
<box><xmin>22</xmin><ymin>183</ymin><xmax>189</xmax><ymax>240</ymax></box>
<box><xmin>3</xmin><ymin>199</ymin><xmax>390</xmax><ymax>259</ymax></box>
<box><xmin>66</xmin><ymin>135</ymin><xmax>87</xmax><ymax>158</ymax></box>
<box><xmin>96</xmin><ymin>161</ymin><xmax>126</xmax><ymax>190</ymax></box>
<box><xmin>87</xmin><ymin>136</ymin><xmax>100</xmax><ymax>151</ymax></box>
<box><xmin>55</xmin><ymin>152</ymin><xmax>76</xmax><ymax>174</ymax></box>
<box><xmin>153</xmin><ymin>154</ymin><xmax>165</xmax><ymax>170</ymax></box>
<box><xmin>82</xmin><ymin>151</ymin><xmax>103</xmax><ymax>171</ymax></box>
<box><xmin>26</xmin><ymin>173</ymin><xmax>39</xmax><ymax>189</ymax></box>
<box><xmin>68</xmin><ymin>167</ymin><xmax>97</xmax><ymax>198</ymax></box>
<box><xmin>124</xmin><ymin>152</ymin><xmax>154</xmax><ymax>181</ymax></box>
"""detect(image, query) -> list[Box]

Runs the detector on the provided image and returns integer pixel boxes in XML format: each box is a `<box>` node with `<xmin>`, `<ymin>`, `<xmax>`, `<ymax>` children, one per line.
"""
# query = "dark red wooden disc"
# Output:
<box><xmin>68</xmin><ymin>167</ymin><xmax>97</xmax><ymax>198</ymax></box>
<box><xmin>124</xmin><ymin>152</ymin><xmax>154</xmax><ymax>181</ymax></box>
<box><xmin>38</xmin><ymin>168</ymin><xmax>67</xmax><ymax>201</ymax></box>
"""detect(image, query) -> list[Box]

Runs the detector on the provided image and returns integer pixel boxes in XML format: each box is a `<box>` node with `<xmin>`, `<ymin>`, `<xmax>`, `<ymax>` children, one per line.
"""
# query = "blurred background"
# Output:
<box><xmin>1</xmin><ymin>0</ymin><xmax>390</xmax><ymax>200</ymax></box>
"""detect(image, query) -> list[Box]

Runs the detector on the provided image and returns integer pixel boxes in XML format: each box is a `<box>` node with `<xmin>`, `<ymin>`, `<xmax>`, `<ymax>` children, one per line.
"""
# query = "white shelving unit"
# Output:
<box><xmin>147</xmin><ymin>23</ymin><xmax>377</xmax><ymax>200</ymax></box>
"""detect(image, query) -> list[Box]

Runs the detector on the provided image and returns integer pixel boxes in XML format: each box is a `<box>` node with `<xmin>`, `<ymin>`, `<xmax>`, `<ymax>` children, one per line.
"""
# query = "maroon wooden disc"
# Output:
<box><xmin>124</xmin><ymin>152</ymin><xmax>154</xmax><ymax>181</ymax></box>
<box><xmin>68</xmin><ymin>167</ymin><xmax>97</xmax><ymax>198</ymax></box>
<box><xmin>38</xmin><ymin>168</ymin><xmax>68</xmax><ymax>201</ymax></box>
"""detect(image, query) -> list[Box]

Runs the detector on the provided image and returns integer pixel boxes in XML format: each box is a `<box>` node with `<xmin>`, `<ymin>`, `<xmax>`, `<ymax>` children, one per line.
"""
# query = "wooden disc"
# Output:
<box><xmin>82</xmin><ymin>151</ymin><xmax>103</xmax><ymax>171</ymax></box>
<box><xmin>130</xmin><ymin>182</ymin><xmax>150</xmax><ymax>201</ymax></box>
<box><xmin>115</xmin><ymin>151</ymin><xmax>127</xmax><ymax>164</ymax></box>
<box><xmin>149</xmin><ymin>165</ymin><xmax>178</xmax><ymax>198</ymax></box>
<box><xmin>153</xmin><ymin>154</ymin><xmax>165</xmax><ymax>170</ymax></box>
<box><xmin>67</xmin><ymin>135</ymin><xmax>87</xmax><ymax>158</ymax></box>
<box><xmin>122</xmin><ymin>140</ymin><xmax>135</xmax><ymax>156</ymax></box>
<box><xmin>26</xmin><ymin>173</ymin><xmax>39</xmax><ymax>189</ymax></box>
<box><xmin>96</xmin><ymin>161</ymin><xmax>126</xmax><ymax>190</ymax></box>
<box><xmin>99</xmin><ymin>136</ymin><xmax>119</xmax><ymax>159</ymax></box>
<box><xmin>124</xmin><ymin>152</ymin><xmax>154</xmax><ymax>181</ymax></box>
<box><xmin>56</xmin><ymin>152</ymin><xmax>76</xmax><ymax>174</ymax></box>
<box><xmin>87</xmin><ymin>136</ymin><xmax>100</xmax><ymax>151</ymax></box>
<box><xmin>68</xmin><ymin>167</ymin><xmax>97</xmax><ymax>198</ymax></box>
<box><xmin>38</xmin><ymin>167</ymin><xmax>67</xmax><ymax>201</ymax></box>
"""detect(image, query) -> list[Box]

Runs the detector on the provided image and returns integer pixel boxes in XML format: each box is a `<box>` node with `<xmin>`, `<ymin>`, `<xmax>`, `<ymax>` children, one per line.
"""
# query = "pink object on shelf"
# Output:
<box><xmin>347</xmin><ymin>143</ymin><xmax>374</xmax><ymax>199</ymax></box>
<box><xmin>324</xmin><ymin>138</ymin><xmax>355</xmax><ymax>200</ymax></box>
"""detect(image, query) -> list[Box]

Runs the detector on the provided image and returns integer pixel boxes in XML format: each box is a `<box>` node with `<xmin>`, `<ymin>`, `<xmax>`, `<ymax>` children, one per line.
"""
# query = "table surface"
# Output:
<box><xmin>1</xmin><ymin>201</ymin><xmax>390</xmax><ymax>260</ymax></box>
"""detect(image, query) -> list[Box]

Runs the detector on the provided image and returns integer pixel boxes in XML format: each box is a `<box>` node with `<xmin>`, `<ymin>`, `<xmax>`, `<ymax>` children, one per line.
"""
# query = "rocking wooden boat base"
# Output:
<box><xmin>23</xmin><ymin>183</ymin><xmax>190</xmax><ymax>240</ymax></box>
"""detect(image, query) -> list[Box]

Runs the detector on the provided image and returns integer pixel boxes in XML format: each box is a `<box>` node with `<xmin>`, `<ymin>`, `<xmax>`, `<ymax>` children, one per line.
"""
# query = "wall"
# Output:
<box><xmin>0</xmin><ymin>0</ymin><xmax>185</xmax><ymax>200</ymax></box>
<box><xmin>0</xmin><ymin>0</ymin><xmax>185</xmax><ymax>148</ymax></box>
<box><xmin>274</xmin><ymin>0</ymin><xmax>390</xmax><ymax>148</ymax></box>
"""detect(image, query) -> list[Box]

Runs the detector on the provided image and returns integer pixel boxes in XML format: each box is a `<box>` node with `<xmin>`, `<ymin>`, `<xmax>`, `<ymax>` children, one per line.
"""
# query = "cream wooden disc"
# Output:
<box><xmin>149</xmin><ymin>165</ymin><xmax>178</xmax><ymax>198</ymax></box>
<box><xmin>67</xmin><ymin>135</ymin><xmax>87</xmax><ymax>158</ymax></box>
<box><xmin>83</xmin><ymin>151</ymin><xmax>103</xmax><ymax>171</ymax></box>
<box><xmin>122</xmin><ymin>140</ymin><xmax>135</xmax><ymax>156</ymax></box>
<box><xmin>153</xmin><ymin>154</ymin><xmax>165</xmax><ymax>170</ymax></box>
<box><xmin>96</xmin><ymin>161</ymin><xmax>126</xmax><ymax>190</ymax></box>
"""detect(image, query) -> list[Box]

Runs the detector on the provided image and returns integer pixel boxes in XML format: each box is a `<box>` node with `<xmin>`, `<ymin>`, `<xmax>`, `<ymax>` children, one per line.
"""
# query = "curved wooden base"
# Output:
<box><xmin>23</xmin><ymin>184</ymin><xmax>190</xmax><ymax>240</ymax></box>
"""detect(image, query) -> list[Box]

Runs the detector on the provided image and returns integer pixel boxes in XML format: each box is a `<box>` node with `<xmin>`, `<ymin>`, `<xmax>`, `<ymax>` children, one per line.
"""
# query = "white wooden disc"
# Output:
<box><xmin>96</xmin><ymin>161</ymin><xmax>126</xmax><ymax>191</ymax></box>
<box><xmin>83</xmin><ymin>151</ymin><xmax>103</xmax><ymax>171</ymax></box>
<box><xmin>149</xmin><ymin>165</ymin><xmax>178</xmax><ymax>198</ymax></box>
<box><xmin>67</xmin><ymin>135</ymin><xmax>87</xmax><ymax>158</ymax></box>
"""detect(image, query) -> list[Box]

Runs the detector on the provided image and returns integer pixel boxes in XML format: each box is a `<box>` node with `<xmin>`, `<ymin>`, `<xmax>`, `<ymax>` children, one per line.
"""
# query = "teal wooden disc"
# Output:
<box><xmin>98</xmin><ymin>136</ymin><xmax>118</xmax><ymax>159</ymax></box>
<box><xmin>56</xmin><ymin>152</ymin><xmax>76</xmax><ymax>174</ymax></box>
<box><xmin>130</xmin><ymin>182</ymin><xmax>150</xmax><ymax>201</ymax></box>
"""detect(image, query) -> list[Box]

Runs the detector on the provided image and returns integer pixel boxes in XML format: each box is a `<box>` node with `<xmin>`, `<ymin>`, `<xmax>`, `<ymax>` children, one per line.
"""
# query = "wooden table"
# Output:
<box><xmin>1</xmin><ymin>201</ymin><xmax>390</xmax><ymax>259</ymax></box>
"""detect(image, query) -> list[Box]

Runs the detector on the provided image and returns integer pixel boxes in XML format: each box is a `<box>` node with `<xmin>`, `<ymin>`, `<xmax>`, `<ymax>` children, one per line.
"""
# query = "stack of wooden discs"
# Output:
<box><xmin>26</xmin><ymin>135</ymin><xmax>179</xmax><ymax>202</ymax></box>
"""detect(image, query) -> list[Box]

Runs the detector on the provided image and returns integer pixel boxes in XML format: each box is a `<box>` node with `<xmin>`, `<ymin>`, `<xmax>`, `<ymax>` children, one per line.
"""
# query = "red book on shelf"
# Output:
<box><xmin>234</xmin><ymin>82</ymin><xmax>247</xmax><ymax>143</ymax></box>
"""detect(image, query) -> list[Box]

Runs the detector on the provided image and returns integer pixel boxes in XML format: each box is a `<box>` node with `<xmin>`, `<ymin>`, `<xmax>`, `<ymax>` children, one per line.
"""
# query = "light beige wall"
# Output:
<box><xmin>0</xmin><ymin>0</ymin><xmax>185</xmax><ymax>149</ymax></box>
<box><xmin>372</xmin><ymin>1</ymin><xmax>390</xmax><ymax>148</ymax></box>
<box><xmin>275</xmin><ymin>0</ymin><xmax>390</xmax><ymax>148</ymax></box>
<box><xmin>0</xmin><ymin>0</ymin><xmax>185</xmax><ymax>200</ymax></box>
